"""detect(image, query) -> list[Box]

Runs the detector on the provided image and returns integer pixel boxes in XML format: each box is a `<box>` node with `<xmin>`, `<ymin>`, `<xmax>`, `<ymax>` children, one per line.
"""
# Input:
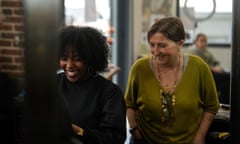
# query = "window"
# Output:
<box><xmin>64</xmin><ymin>0</ymin><xmax>110</xmax><ymax>35</ymax></box>
<box><xmin>179</xmin><ymin>0</ymin><xmax>232</xmax><ymax>46</ymax></box>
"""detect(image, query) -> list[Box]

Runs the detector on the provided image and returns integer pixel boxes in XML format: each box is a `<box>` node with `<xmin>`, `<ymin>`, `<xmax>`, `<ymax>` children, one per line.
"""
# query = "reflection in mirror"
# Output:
<box><xmin>179</xmin><ymin>0</ymin><xmax>232</xmax><ymax>72</ymax></box>
<box><xmin>179</xmin><ymin>0</ymin><xmax>232</xmax><ymax>45</ymax></box>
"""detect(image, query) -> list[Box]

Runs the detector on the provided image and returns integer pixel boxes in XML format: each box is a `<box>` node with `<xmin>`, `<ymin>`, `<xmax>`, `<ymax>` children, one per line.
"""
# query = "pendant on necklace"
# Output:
<box><xmin>160</xmin><ymin>89</ymin><xmax>175</xmax><ymax>124</ymax></box>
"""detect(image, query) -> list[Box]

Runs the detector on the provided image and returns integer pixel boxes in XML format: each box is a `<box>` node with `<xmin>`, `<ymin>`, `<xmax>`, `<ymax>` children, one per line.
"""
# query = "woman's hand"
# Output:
<box><xmin>72</xmin><ymin>123</ymin><xmax>84</xmax><ymax>136</ymax></box>
<box><xmin>194</xmin><ymin>112</ymin><xmax>215</xmax><ymax>144</ymax></box>
<box><xmin>72</xmin><ymin>123</ymin><xmax>80</xmax><ymax>133</ymax></box>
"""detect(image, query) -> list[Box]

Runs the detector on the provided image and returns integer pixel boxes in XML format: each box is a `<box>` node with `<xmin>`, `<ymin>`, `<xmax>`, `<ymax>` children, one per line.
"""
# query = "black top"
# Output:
<box><xmin>212</xmin><ymin>72</ymin><xmax>230</xmax><ymax>104</ymax></box>
<box><xmin>58</xmin><ymin>73</ymin><xmax>126</xmax><ymax>144</ymax></box>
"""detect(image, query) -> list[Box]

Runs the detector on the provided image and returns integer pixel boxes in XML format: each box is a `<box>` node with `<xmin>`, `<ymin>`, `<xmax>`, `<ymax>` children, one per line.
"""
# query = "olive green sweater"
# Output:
<box><xmin>124</xmin><ymin>54</ymin><xmax>219</xmax><ymax>143</ymax></box>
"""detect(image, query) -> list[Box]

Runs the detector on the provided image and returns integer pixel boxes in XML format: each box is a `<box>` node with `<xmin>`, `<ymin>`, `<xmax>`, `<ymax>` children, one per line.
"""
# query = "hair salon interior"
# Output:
<box><xmin>0</xmin><ymin>0</ymin><xmax>240</xmax><ymax>143</ymax></box>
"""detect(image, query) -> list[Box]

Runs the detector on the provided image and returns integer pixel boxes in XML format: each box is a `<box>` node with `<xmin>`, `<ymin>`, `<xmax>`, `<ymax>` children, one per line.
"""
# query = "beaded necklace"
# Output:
<box><xmin>154</xmin><ymin>54</ymin><xmax>181</xmax><ymax>125</ymax></box>
<box><xmin>157</xmin><ymin>55</ymin><xmax>180</xmax><ymax>93</ymax></box>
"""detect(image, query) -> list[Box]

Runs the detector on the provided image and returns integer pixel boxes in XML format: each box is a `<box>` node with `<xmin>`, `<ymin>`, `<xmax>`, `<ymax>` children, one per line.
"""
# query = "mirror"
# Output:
<box><xmin>64</xmin><ymin>0</ymin><xmax>110</xmax><ymax>34</ymax></box>
<box><xmin>179</xmin><ymin>0</ymin><xmax>232</xmax><ymax>45</ymax></box>
<box><xmin>179</xmin><ymin>0</ymin><xmax>232</xmax><ymax>72</ymax></box>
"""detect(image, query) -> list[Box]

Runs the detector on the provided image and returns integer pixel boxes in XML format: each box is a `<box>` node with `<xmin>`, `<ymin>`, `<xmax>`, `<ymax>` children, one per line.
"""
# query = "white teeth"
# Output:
<box><xmin>67</xmin><ymin>71</ymin><xmax>77</xmax><ymax>77</ymax></box>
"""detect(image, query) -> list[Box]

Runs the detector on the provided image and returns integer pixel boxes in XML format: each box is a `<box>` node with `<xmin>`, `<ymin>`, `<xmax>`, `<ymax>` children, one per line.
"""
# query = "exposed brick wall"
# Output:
<box><xmin>0</xmin><ymin>0</ymin><xmax>24</xmax><ymax>79</ymax></box>
<box><xmin>1</xmin><ymin>2</ymin><xmax>24</xmax><ymax>143</ymax></box>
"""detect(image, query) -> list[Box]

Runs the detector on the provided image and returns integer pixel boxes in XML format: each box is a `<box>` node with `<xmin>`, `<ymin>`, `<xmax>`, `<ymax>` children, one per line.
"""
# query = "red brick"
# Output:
<box><xmin>0</xmin><ymin>40</ymin><xmax>11</xmax><ymax>46</ymax></box>
<box><xmin>2</xmin><ymin>1</ymin><xmax>22</xmax><ymax>7</ymax></box>
<box><xmin>0</xmin><ymin>24</ymin><xmax>13</xmax><ymax>30</ymax></box>
<box><xmin>1</xmin><ymin>33</ymin><xmax>15</xmax><ymax>39</ymax></box>
<box><xmin>5</xmin><ymin>16</ymin><xmax>23</xmax><ymax>23</ymax></box>
<box><xmin>0</xmin><ymin>56</ymin><xmax>13</xmax><ymax>63</ymax></box>
<box><xmin>15</xmin><ymin>25</ymin><xmax>24</xmax><ymax>31</ymax></box>
<box><xmin>2</xmin><ymin>9</ymin><xmax>12</xmax><ymax>15</ymax></box>
<box><xmin>15</xmin><ymin>57</ymin><xmax>24</xmax><ymax>63</ymax></box>
<box><xmin>14</xmin><ymin>9</ymin><xmax>24</xmax><ymax>15</ymax></box>
<box><xmin>1</xmin><ymin>0</ymin><xmax>24</xmax><ymax>79</ymax></box>
<box><xmin>1</xmin><ymin>49</ymin><xmax>22</xmax><ymax>55</ymax></box>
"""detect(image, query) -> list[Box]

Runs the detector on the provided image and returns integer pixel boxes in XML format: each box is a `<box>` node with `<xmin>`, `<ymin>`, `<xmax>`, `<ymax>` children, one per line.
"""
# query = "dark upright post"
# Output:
<box><xmin>230</xmin><ymin>0</ymin><xmax>240</xmax><ymax>143</ymax></box>
<box><xmin>23</xmin><ymin>0</ymin><xmax>65</xmax><ymax>143</ymax></box>
<box><xmin>110</xmin><ymin>0</ymin><xmax>132</xmax><ymax>91</ymax></box>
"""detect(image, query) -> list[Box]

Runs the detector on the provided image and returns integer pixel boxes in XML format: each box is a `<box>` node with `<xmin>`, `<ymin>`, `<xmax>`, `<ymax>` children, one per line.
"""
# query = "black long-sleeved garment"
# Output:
<box><xmin>58</xmin><ymin>73</ymin><xmax>126</xmax><ymax>144</ymax></box>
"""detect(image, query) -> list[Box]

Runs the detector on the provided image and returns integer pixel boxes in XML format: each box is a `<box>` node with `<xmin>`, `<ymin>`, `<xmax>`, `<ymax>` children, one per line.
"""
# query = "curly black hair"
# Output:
<box><xmin>58</xmin><ymin>26</ymin><xmax>109</xmax><ymax>75</ymax></box>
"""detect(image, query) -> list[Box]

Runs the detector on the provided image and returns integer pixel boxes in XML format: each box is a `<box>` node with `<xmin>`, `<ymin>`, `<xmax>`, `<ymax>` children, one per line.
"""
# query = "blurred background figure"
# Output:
<box><xmin>187</xmin><ymin>33</ymin><xmax>224</xmax><ymax>73</ymax></box>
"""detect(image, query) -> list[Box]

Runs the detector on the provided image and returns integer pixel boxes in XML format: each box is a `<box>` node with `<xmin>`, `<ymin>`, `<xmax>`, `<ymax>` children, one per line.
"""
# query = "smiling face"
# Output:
<box><xmin>59</xmin><ymin>48</ymin><xmax>88</xmax><ymax>83</ymax></box>
<box><xmin>149</xmin><ymin>32</ymin><xmax>182</xmax><ymax>65</ymax></box>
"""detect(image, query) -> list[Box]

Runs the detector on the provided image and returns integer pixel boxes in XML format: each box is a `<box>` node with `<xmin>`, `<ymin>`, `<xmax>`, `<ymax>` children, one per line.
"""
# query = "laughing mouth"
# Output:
<box><xmin>66</xmin><ymin>70</ymin><xmax>78</xmax><ymax>77</ymax></box>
